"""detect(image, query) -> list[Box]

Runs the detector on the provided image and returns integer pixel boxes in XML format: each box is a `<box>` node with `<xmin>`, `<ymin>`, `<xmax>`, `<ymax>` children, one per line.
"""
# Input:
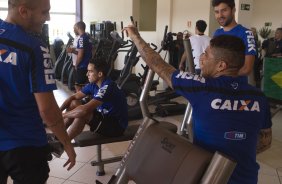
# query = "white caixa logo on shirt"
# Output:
<box><xmin>211</xmin><ymin>98</ymin><xmax>260</xmax><ymax>112</ymax></box>
<box><xmin>0</xmin><ymin>49</ymin><xmax>17</xmax><ymax>65</ymax></box>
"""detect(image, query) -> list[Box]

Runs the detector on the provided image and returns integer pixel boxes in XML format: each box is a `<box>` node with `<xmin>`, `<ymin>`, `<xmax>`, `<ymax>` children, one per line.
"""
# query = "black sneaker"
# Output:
<box><xmin>47</xmin><ymin>133</ymin><xmax>64</xmax><ymax>158</ymax></box>
<box><xmin>47</xmin><ymin>152</ymin><xmax>53</xmax><ymax>161</ymax></box>
<box><xmin>47</xmin><ymin>133</ymin><xmax>57</xmax><ymax>142</ymax></box>
<box><xmin>49</xmin><ymin>141</ymin><xmax>64</xmax><ymax>158</ymax></box>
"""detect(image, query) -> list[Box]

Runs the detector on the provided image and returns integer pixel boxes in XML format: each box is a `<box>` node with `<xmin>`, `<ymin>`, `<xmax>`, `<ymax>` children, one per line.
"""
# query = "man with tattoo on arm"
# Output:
<box><xmin>123</xmin><ymin>25</ymin><xmax>272</xmax><ymax>184</ymax></box>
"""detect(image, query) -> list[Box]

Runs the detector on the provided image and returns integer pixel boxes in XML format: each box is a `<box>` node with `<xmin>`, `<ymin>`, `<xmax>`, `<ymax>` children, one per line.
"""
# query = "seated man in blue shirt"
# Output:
<box><xmin>60</xmin><ymin>58</ymin><xmax>128</xmax><ymax>141</ymax></box>
<box><xmin>123</xmin><ymin>24</ymin><xmax>272</xmax><ymax>184</ymax></box>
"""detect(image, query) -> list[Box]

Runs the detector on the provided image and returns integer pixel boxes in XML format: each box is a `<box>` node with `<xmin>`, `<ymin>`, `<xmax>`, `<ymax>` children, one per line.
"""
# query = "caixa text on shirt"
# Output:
<box><xmin>211</xmin><ymin>98</ymin><xmax>260</xmax><ymax>112</ymax></box>
<box><xmin>0</xmin><ymin>50</ymin><xmax>17</xmax><ymax>65</ymax></box>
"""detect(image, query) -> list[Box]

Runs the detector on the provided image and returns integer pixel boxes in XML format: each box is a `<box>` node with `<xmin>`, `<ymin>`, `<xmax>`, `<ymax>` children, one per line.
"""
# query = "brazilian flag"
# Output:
<box><xmin>263</xmin><ymin>57</ymin><xmax>282</xmax><ymax>101</ymax></box>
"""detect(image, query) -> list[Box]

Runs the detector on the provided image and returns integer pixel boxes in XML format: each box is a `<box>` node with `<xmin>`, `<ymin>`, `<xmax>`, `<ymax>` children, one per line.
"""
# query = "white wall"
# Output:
<box><xmin>171</xmin><ymin>0</ymin><xmax>210</xmax><ymax>35</ymax></box>
<box><xmin>208</xmin><ymin>1</ymin><xmax>219</xmax><ymax>37</ymax></box>
<box><xmin>155</xmin><ymin>0</ymin><xmax>172</xmax><ymax>47</ymax></box>
<box><xmin>252</xmin><ymin>0</ymin><xmax>282</xmax><ymax>38</ymax></box>
<box><xmin>83</xmin><ymin>0</ymin><xmax>134</xmax><ymax>72</ymax></box>
<box><xmin>83</xmin><ymin>0</ymin><xmax>133</xmax><ymax>32</ymax></box>
<box><xmin>235</xmin><ymin>0</ymin><xmax>254</xmax><ymax>28</ymax></box>
<box><xmin>82</xmin><ymin>0</ymin><xmax>282</xmax><ymax>89</ymax></box>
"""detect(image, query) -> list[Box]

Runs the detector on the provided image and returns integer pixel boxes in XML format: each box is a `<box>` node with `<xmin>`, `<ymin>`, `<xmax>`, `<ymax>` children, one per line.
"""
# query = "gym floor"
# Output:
<box><xmin>7</xmin><ymin>81</ymin><xmax>282</xmax><ymax>184</ymax></box>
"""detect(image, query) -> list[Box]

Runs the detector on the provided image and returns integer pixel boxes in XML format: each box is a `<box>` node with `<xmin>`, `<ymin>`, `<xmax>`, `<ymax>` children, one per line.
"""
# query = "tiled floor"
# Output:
<box><xmin>8</xmin><ymin>81</ymin><xmax>282</xmax><ymax>184</ymax></box>
<box><xmin>257</xmin><ymin>108</ymin><xmax>282</xmax><ymax>184</ymax></box>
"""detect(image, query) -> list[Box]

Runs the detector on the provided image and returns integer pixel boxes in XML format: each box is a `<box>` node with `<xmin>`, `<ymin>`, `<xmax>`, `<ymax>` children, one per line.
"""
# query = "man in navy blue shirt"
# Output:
<box><xmin>212</xmin><ymin>0</ymin><xmax>256</xmax><ymax>85</ymax></box>
<box><xmin>67</xmin><ymin>21</ymin><xmax>92</xmax><ymax>92</ymax></box>
<box><xmin>0</xmin><ymin>0</ymin><xmax>76</xmax><ymax>183</ymax></box>
<box><xmin>60</xmin><ymin>58</ymin><xmax>128</xmax><ymax>140</ymax></box>
<box><xmin>123</xmin><ymin>25</ymin><xmax>272</xmax><ymax>184</ymax></box>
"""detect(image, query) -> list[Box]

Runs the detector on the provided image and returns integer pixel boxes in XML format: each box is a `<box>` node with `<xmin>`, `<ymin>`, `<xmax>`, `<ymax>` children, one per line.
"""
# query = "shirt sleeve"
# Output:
<box><xmin>171</xmin><ymin>70</ymin><xmax>206</xmax><ymax>105</ymax></box>
<box><xmin>81</xmin><ymin>83</ymin><xmax>92</xmax><ymax>95</ymax></box>
<box><xmin>243</xmin><ymin>29</ymin><xmax>257</xmax><ymax>56</ymax></box>
<box><xmin>77</xmin><ymin>36</ymin><xmax>84</xmax><ymax>49</ymax></box>
<box><xmin>213</xmin><ymin>29</ymin><xmax>220</xmax><ymax>37</ymax></box>
<box><xmin>93</xmin><ymin>83</ymin><xmax>113</xmax><ymax>102</ymax></box>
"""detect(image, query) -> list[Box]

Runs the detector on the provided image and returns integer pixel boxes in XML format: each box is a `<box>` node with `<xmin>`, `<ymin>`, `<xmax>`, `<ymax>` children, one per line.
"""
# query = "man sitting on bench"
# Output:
<box><xmin>50</xmin><ymin>58</ymin><xmax>128</xmax><ymax>157</ymax></box>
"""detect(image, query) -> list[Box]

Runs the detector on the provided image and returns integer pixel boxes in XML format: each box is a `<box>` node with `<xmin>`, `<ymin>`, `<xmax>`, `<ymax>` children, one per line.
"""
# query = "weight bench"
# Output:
<box><xmin>105</xmin><ymin>123</ymin><xmax>236</xmax><ymax>184</ymax></box>
<box><xmin>73</xmin><ymin>122</ymin><xmax>177</xmax><ymax>176</ymax></box>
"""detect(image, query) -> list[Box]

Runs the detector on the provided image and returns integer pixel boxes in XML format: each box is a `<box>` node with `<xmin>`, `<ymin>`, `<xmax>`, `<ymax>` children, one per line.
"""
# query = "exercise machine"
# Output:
<box><xmin>53</xmin><ymin>32</ymin><xmax>74</xmax><ymax>80</ymax></box>
<box><xmin>179</xmin><ymin>37</ymin><xmax>196</xmax><ymax>140</ymax></box>
<box><xmin>95</xmin><ymin>33</ymin><xmax>236</xmax><ymax>183</ymax></box>
<box><xmin>112</xmin><ymin>25</ymin><xmax>187</xmax><ymax>120</ymax></box>
<box><xmin>148</xmin><ymin>29</ymin><xmax>188</xmax><ymax>118</ymax></box>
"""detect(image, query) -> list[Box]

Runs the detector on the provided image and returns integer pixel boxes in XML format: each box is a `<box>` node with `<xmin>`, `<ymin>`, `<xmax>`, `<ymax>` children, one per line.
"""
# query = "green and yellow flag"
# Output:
<box><xmin>263</xmin><ymin>57</ymin><xmax>282</xmax><ymax>101</ymax></box>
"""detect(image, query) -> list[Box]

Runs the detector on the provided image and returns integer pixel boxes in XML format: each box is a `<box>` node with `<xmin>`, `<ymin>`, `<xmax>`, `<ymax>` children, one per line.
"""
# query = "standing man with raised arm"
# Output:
<box><xmin>212</xmin><ymin>0</ymin><xmax>257</xmax><ymax>85</ymax></box>
<box><xmin>0</xmin><ymin>0</ymin><xmax>76</xmax><ymax>183</ymax></box>
<box><xmin>123</xmin><ymin>25</ymin><xmax>272</xmax><ymax>183</ymax></box>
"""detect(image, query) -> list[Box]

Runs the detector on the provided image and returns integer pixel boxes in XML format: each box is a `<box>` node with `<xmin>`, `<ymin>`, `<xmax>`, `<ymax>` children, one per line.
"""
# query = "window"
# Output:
<box><xmin>0</xmin><ymin>0</ymin><xmax>7</xmax><ymax>8</ymax></box>
<box><xmin>0</xmin><ymin>0</ymin><xmax>77</xmax><ymax>44</ymax></box>
<box><xmin>48</xmin><ymin>0</ymin><xmax>76</xmax><ymax>44</ymax></box>
<box><xmin>0</xmin><ymin>10</ymin><xmax>7</xmax><ymax>19</ymax></box>
<box><xmin>0</xmin><ymin>0</ymin><xmax>8</xmax><ymax>19</ymax></box>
